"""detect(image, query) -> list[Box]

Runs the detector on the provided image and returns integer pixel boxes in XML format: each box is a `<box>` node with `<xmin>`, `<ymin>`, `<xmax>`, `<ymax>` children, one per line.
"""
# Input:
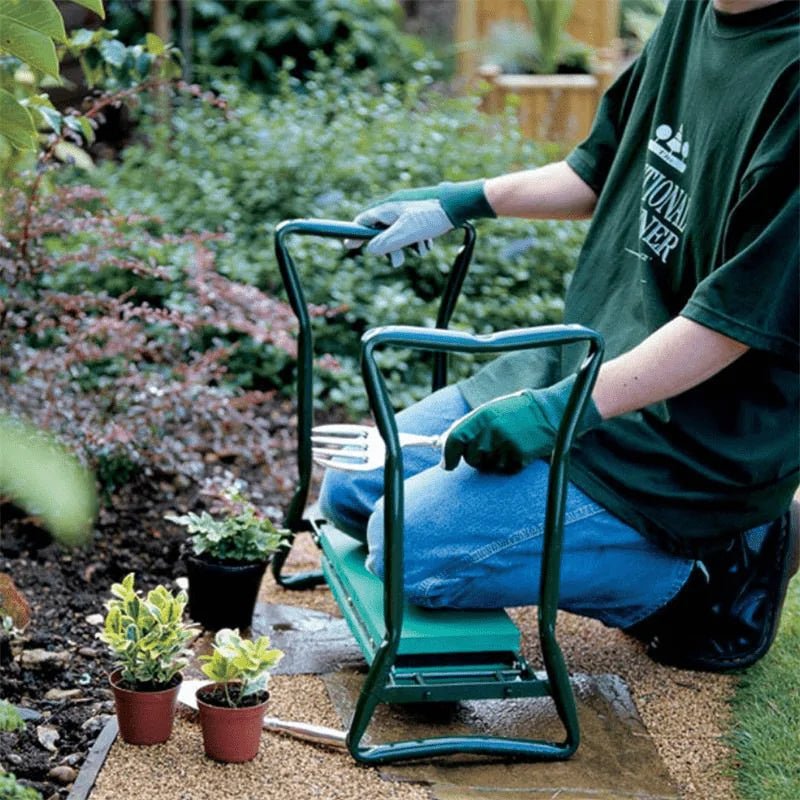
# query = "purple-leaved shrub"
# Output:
<box><xmin>1</xmin><ymin>175</ymin><xmax>327</xmax><ymax>495</ymax></box>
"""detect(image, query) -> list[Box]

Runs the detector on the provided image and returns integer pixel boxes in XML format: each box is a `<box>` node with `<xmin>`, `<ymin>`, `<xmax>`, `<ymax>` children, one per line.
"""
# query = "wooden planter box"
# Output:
<box><xmin>477</xmin><ymin>62</ymin><xmax>617</xmax><ymax>144</ymax></box>
<box><xmin>458</xmin><ymin>0</ymin><xmax>621</xmax><ymax>143</ymax></box>
<box><xmin>457</xmin><ymin>0</ymin><xmax>621</xmax><ymax>73</ymax></box>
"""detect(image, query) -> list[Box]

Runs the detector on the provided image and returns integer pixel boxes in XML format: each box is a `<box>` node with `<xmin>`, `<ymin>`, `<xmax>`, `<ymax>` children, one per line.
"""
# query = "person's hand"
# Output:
<box><xmin>353</xmin><ymin>195</ymin><xmax>452</xmax><ymax>267</ymax></box>
<box><xmin>442</xmin><ymin>376</ymin><xmax>602</xmax><ymax>473</ymax></box>
<box><xmin>349</xmin><ymin>180</ymin><xmax>495</xmax><ymax>267</ymax></box>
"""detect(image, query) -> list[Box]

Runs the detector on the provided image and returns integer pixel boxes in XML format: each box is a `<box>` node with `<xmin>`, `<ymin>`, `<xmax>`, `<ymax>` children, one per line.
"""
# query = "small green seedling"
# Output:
<box><xmin>0</xmin><ymin>700</ymin><xmax>24</xmax><ymax>733</ymax></box>
<box><xmin>97</xmin><ymin>573</ymin><xmax>195</xmax><ymax>689</ymax></box>
<box><xmin>200</xmin><ymin>628</ymin><xmax>283</xmax><ymax>708</ymax></box>
<box><xmin>0</xmin><ymin>770</ymin><xmax>42</xmax><ymax>800</ymax></box>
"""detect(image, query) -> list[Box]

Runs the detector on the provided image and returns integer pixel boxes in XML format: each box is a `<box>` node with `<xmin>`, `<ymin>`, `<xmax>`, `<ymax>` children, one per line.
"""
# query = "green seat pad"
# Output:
<box><xmin>319</xmin><ymin>523</ymin><xmax>521</xmax><ymax>660</ymax></box>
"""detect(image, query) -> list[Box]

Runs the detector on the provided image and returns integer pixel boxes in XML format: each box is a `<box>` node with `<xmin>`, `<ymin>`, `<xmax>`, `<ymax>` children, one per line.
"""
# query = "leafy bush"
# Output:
<box><xmin>88</xmin><ymin>67</ymin><xmax>587</xmax><ymax>414</ymax></box>
<box><xmin>0</xmin><ymin>0</ymin><xmax>179</xmax><ymax>175</ymax></box>
<box><xmin>106</xmin><ymin>0</ymin><xmax>428</xmax><ymax>92</ymax></box>
<box><xmin>0</xmin><ymin>1</ymin><xmax>177</xmax><ymax>517</ymax></box>
<box><xmin>200</xmin><ymin>628</ymin><xmax>283</xmax><ymax>707</ymax></box>
<box><xmin>166</xmin><ymin>486</ymin><xmax>287</xmax><ymax>563</ymax></box>
<box><xmin>0</xmin><ymin>0</ymin><xmax>103</xmax><ymax>160</ymax></box>
<box><xmin>1</xmin><ymin>177</ymin><xmax>303</xmax><ymax>493</ymax></box>
<box><xmin>98</xmin><ymin>572</ymin><xmax>194</xmax><ymax>689</ymax></box>
<box><xmin>0</xmin><ymin>772</ymin><xmax>41</xmax><ymax>800</ymax></box>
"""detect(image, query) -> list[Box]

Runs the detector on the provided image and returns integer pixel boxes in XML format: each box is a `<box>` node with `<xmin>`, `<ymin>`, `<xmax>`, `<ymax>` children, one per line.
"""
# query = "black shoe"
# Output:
<box><xmin>625</xmin><ymin>509</ymin><xmax>798</xmax><ymax>672</ymax></box>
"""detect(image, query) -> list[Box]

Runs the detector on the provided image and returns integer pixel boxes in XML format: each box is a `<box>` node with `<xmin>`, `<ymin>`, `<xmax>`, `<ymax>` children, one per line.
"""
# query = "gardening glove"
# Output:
<box><xmin>349</xmin><ymin>179</ymin><xmax>496</xmax><ymax>267</ymax></box>
<box><xmin>442</xmin><ymin>374</ymin><xmax>602</xmax><ymax>474</ymax></box>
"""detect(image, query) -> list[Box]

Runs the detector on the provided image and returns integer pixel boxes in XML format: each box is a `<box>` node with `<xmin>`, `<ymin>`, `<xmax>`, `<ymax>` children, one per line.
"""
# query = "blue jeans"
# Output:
<box><xmin>319</xmin><ymin>385</ymin><xmax>695</xmax><ymax>629</ymax></box>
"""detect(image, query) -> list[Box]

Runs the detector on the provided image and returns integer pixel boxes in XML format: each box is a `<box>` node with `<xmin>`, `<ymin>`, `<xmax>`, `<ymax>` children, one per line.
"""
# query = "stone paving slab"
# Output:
<box><xmin>324</xmin><ymin>669</ymin><xmax>680</xmax><ymax>800</ymax></box>
<box><xmin>252</xmin><ymin>602</ymin><xmax>680</xmax><ymax>798</ymax></box>
<box><xmin>251</xmin><ymin>602</ymin><xmax>365</xmax><ymax>674</ymax></box>
<box><xmin>77</xmin><ymin>600</ymin><xmax>735</xmax><ymax>799</ymax></box>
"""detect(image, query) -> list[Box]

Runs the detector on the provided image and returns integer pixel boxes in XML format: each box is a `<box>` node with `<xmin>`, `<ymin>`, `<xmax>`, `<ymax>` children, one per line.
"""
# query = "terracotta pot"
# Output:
<box><xmin>109</xmin><ymin>669</ymin><xmax>181</xmax><ymax>745</ymax></box>
<box><xmin>185</xmin><ymin>555</ymin><xmax>267</xmax><ymax>631</ymax></box>
<box><xmin>196</xmin><ymin>683</ymin><xmax>269</xmax><ymax>763</ymax></box>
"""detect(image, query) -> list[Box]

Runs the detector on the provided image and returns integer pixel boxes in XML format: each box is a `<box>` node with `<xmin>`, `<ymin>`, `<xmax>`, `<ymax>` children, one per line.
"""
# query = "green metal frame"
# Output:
<box><xmin>271</xmin><ymin>218</ymin><xmax>476</xmax><ymax>588</ymax></box>
<box><xmin>271</xmin><ymin>218</ymin><xmax>604</xmax><ymax>763</ymax></box>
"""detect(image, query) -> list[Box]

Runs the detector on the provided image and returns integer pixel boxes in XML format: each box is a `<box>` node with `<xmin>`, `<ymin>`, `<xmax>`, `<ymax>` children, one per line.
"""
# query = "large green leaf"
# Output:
<box><xmin>0</xmin><ymin>87</ymin><xmax>36</xmax><ymax>149</ymax></box>
<box><xmin>145</xmin><ymin>32</ymin><xmax>165</xmax><ymax>56</ymax></box>
<box><xmin>0</xmin><ymin>0</ymin><xmax>66</xmax><ymax>43</ymax></box>
<box><xmin>70</xmin><ymin>0</ymin><xmax>106</xmax><ymax>19</ymax></box>
<box><xmin>0</xmin><ymin>18</ymin><xmax>59</xmax><ymax>77</ymax></box>
<box><xmin>0</xmin><ymin>416</ymin><xmax>97</xmax><ymax>546</ymax></box>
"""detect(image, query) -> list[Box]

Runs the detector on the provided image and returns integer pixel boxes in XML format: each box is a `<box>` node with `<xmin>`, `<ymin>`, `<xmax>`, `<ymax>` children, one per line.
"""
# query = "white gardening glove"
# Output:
<box><xmin>347</xmin><ymin>180</ymin><xmax>496</xmax><ymax>267</ymax></box>
<box><xmin>354</xmin><ymin>199</ymin><xmax>452</xmax><ymax>267</ymax></box>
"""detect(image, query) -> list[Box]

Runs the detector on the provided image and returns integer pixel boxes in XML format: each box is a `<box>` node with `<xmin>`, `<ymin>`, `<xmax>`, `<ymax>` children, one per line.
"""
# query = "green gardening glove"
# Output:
<box><xmin>442</xmin><ymin>375</ymin><xmax>602</xmax><ymax>474</ymax></box>
<box><xmin>350</xmin><ymin>180</ymin><xmax>496</xmax><ymax>267</ymax></box>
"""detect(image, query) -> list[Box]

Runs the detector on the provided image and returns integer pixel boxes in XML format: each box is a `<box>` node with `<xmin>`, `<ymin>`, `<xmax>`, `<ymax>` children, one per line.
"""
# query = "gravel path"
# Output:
<box><xmin>90</xmin><ymin>532</ymin><xmax>739</xmax><ymax>800</ymax></box>
<box><xmin>91</xmin><ymin>677</ymin><xmax>431</xmax><ymax>800</ymax></box>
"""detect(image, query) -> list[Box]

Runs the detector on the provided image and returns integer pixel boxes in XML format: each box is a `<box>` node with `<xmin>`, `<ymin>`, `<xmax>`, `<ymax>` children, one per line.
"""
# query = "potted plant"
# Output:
<box><xmin>166</xmin><ymin>487</ymin><xmax>287</xmax><ymax>631</ymax></box>
<box><xmin>0</xmin><ymin>771</ymin><xmax>42</xmax><ymax>800</ymax></box>
<box><xmin>98</xmin><ymin>573</ymin><xmax>195</xmax><ymax>745</ymax></box>
<box><xmin>620</xmin><ymin>0</ymin><xmax>666</xmax><ymax>57</ymax></box>
<box><xmin>457</xmin><ymin>0</ymin><xmax>621</xmax><ymax>142</ymax></box>
<box><xmin>483</xmin><ymin>0</ymin><xmax>594</xmax><ymax>76</ymax></box>
<box><xmin>195</xmin><ymin>628</ymin><xmax>284</xmax><ymax>763</ymax></box>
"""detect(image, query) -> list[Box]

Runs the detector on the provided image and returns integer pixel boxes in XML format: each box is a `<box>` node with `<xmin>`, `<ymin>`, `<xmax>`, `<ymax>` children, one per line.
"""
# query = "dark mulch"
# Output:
<box><xmin>0</xmin><ymin>441</ymin><xmax>298</xmax><ymax>798</ymax></box>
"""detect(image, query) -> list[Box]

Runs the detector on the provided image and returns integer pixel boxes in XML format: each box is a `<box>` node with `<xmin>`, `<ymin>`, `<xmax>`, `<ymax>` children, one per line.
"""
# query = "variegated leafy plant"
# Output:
<box><xmin>200</xmin><ymin>628</ymin><xmax>283</xmax><ymax>708</ymax></box>
<box><xmin>98</xmin><ymin>573</ymin><xmax>195</xmax><ymax>689</ymax></box>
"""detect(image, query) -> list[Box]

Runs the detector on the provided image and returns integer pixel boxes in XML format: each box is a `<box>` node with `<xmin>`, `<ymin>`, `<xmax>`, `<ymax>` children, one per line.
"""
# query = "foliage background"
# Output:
<box><xmin>85</xmin><ymin>66</ymin><xmax>585</xmax><ymax>414</ymax></box>
<box><xmin>0</xmin><ymin>3</ymin><xmax>796</xmax><ymax>799</ymax></box>
<box><xmin>0</xmin><ymin>0</ymin><xmax>583</xmax><ymax>498</ymax></box>
<box><xmin>105</xmin><ymin>0</ymin><xmax>432</xmax><ymax>90</ymax></box>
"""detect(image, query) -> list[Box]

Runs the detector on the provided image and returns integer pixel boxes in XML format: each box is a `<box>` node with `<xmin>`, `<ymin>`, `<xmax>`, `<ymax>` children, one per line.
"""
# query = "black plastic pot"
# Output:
<box><xmin>185</xmin><ymin>555</ymin><xmax>268</xmax><ymax>631</ymax></box>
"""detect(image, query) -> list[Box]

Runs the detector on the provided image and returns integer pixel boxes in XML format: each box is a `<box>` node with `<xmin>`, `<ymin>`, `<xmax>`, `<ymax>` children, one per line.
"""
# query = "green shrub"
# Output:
<box><xmin>105</xmin><ymin>0</ymin><xmax>428</xmax><ymax>92</ymax></box>
<box><xmin>200</xmin><ymin>628</ymin><xmax>283</xmax><ymax>707</ymax></box>
<box><xmin>0</xmin><ymin>0</ymin><xmax>178</xmax><ymax>177</ymax></box>
<box><xmin>2</xmin><ymin>181</ymin><xmax>298</xmax><ymax>492</ymax></box>
<box><xmin>0</xmin><ymin>699</ymin><xmax>24</xmax><ymax>732</ymax></box>
<box><xmin>0</xmin><ymin>0</ymin><xmax>103</xmax><ymax>166</ymax></box>
<box><xmin>87</xmin><ymin>68</ymin><xmax>588</xmax><ymax>413</ymax></box>
<box><xmin>0</xmin><ymin>772</ymin><xmax>42</xmax><ymax>800</ymax></box>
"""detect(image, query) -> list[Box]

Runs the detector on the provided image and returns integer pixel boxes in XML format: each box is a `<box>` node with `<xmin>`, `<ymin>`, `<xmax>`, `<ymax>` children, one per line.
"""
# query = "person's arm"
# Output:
<box><xmin>484</xmin><ymin>161</ymin><xmax>597</xmax><ymax>220</ymax></box>
<box><xmin>592</xmin><ymin>316</ymin><xmax>750</xmax><ymax>419</ymax></box>
<box><xmin>443</xmin><ymin>317</ymin><xmax>750</xmax><ymax>472</ymax></box>
<box><xmin>351</xmin><ymin>161</ymin><xmax>597</xmax><ymax>265</ymax></box>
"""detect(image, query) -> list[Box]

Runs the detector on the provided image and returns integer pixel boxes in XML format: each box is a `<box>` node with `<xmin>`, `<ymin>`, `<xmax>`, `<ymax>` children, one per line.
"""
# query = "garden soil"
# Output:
<box><xmin>2</xmin><ymin>467</ymin><xmax>742</xmax><ymax>800</ymax></box>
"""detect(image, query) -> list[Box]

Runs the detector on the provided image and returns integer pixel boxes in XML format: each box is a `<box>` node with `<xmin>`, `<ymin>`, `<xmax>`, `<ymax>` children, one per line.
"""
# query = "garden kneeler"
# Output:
<box><xmin>272</xmin><ymin>218</ymin><xmax>603</xmax><ymax>764</ymax></box>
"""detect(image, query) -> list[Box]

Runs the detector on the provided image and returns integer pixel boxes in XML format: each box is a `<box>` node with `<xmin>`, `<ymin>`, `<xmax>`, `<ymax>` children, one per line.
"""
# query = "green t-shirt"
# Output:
<box><xmin>460</xmin><ymin>0</ymin><xmax>799</xmax><ymax>555</ymax></box>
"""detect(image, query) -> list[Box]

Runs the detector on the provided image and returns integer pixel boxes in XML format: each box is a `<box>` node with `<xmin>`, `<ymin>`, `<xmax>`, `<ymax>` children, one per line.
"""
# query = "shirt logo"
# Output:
<box><xmin>638</xmin><ymin>122</ymin><xmax>692</xmax><ymax>264</ymax></box>
<box><xmin>648</xmin><ymin>123</ymin><xmax>690</xmax><ymax>174</ymax></box>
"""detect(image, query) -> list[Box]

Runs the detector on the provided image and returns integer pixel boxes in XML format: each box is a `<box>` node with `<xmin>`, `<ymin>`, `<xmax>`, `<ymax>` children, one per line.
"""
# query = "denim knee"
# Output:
<box><xmin>318</xmin><ymin>469</ymin><xmax>369</xmax><ymax>542</ymax></box>
<box><xmin>365</xmin><ymin>499</ymin><xmax>450</xmax><ymax>605</ymax></box>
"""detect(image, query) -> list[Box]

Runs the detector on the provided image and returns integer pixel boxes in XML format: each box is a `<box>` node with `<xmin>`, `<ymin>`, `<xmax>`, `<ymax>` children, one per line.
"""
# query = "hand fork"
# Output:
<box><xmin>311</xmin><ymin>423</ymin><xmax>445</xmax><ymax>472</ymax></box>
